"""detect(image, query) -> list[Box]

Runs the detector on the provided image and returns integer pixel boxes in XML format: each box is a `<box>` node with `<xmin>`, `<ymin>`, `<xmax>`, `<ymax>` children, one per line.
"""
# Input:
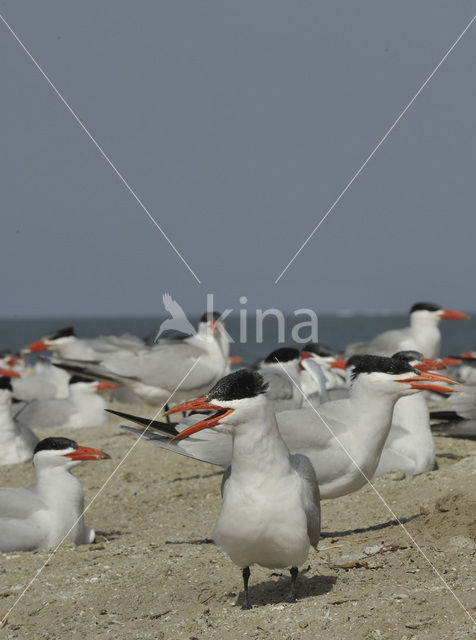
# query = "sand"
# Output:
<box><xmin>1</xmin><ymin>403</ymin><xmax>475</xmax><ymax>639</ymax></box>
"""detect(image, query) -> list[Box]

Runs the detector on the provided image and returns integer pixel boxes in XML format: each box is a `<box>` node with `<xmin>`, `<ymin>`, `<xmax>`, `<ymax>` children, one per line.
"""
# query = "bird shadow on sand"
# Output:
<box><xmin>321</xmin><ymin>512</ymin><xmax>421</xmax><ymax>538</ymax></box>
<box><xmin>235</xmin><ymin>571</ymin><xmax>336</xmax><ymax>609</ymax></box>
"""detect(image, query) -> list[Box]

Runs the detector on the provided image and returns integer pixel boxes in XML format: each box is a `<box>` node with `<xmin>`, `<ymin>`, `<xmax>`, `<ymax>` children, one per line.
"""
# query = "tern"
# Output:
<box><xmin>15</xmin><ymin>375</ymin><xmax>119</xmax><ymax>430</ymax></box>
<box><xmin>22</xmin><ymin>326</ymin><xmax>145</xmax><ymax>360</ymax></box>
<box><xmin>373</xmin><ymin>350</ymin><xmax>445</xmax><ymax>477</ymax></box>
<box><xmin>0</xmin><ymin>437</ymin><xmax>110</xmax><ymax>552</ymax></box>
<box><xmin>113</xmin><ymin>356</ymin><xmax>457</xmax><ymax>499</ymax></box>
<box><xmin>157</xmin><ymin>369</ymin><xmax>321</xmax><ymax>608</ymax></box>
<box><xmin>52</xmin><ymin>312</ymin><xmax>230</xmax><ymax>406</ymax></box>
<box><xmin>9</xmin><ymin>359</ymin><xmax>71</xmax><ymax>402</ymax></box>
<box><xmin>345</xmin><ymin>302</ymin><xmax>469</xmax><ymax>359</ymax></box>
<box><xmin>0</xmin><ymin>377</ymin><xmax>38</xmax><ymax>465</ymax></box>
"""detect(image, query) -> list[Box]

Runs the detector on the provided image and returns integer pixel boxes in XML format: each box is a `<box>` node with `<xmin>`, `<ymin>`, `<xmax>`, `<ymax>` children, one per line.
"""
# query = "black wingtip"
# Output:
<box><xmin>106</xmin><ymin>409</ymin><xmax>178</xmax><ymax>437</ymax></box>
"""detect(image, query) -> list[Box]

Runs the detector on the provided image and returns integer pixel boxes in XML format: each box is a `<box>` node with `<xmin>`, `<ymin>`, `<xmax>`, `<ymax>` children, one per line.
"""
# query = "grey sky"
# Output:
<box><xmin>1</xmin><ymin>1</ymin><xmax>475</xmax><ymax>318</ymax></box>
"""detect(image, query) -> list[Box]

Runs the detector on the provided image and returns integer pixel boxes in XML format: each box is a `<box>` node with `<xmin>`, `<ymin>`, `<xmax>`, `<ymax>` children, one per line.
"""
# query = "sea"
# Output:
<box><xmin>1</xmin><ymin>313</ymin><xmax>475</xmax><ymax>362</ymax></box>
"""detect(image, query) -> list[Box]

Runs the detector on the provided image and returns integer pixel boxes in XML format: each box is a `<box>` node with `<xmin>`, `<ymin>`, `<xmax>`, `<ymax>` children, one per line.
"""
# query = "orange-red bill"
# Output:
<box><xmin>398</xmin><ymin>370</ymin><xmax>458</xmax><ymax>393</ymax></box>
<box><xmin>0</xmin><ymin>368</ymin><xmax>20</xmax><ymax>378</ymax></box>
<box><xmin>441</xmin><ymin>357</ymin><xmax>463</xmax><ymax>366</ymax></box>
<box><xmin>229</xmin><ymin>356</ymin><xmax>243</xmax><ymax>364</ymax></box>
<box><xmin>459</xmin><ymin>352</ymin><xmax>476</xmax><ymax>360</ymax></box>
<box><xmin>96</xmin><ymin>381</ymin><xmax>120</xmax><ymax>390</ymax></box>
<box><xmin>5</xmin><ymin>355</ymin><xmax>20</xmax><ymax>367</ymax></box>
<box><xmin>414</xmin><ymin>358</ymin><xmax>445</xmax><ymax>371</ymax></box>
<box><xmin>64</xmin><ymin>445</ymin><xmax>110</xmax><ymax>461</ymax></box>
<box><xmin>23</xmin><ymin>340</ymin><xmax>49</xmax><ymax>353</ymax></box>
<box><xmin>330</xmin><ymin>357</ymin><xmax>347</xmax><ymax>370</ymax></box>
<box><xmin>440</xmin><ymin>309</ymin><xmax>470</xmax><ymax>320</ymax></box>
<box><xmin>163</xmin><ymin>397</ymin><xmax>235</xmax><ymax>443</ymax></box>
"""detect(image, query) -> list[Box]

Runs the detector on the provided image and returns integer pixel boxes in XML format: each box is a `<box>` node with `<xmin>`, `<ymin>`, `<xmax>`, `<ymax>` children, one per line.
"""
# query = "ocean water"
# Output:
<box><xmin>0</xmin><ymin>314</ymin><xmax>475</xmax><ymax>362</ymax></box>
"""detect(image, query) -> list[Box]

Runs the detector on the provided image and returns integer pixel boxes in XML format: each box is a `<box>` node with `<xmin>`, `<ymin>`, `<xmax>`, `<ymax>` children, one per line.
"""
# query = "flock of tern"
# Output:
<box><xmin>0</xmin><ymin>302</ymin><xmax>475</xmax><ymax>608</ymax></box>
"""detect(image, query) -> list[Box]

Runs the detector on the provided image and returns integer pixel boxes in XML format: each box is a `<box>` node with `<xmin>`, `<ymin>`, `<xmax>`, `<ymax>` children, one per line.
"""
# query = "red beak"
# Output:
<box><xmin>229</xmin><ymin>356</ymin><xmax>243</xmax><ymax>364</ymax></box>
<box><xmin>397</xmin><ymin>370</ymin><xmax>458</xmax><ymax>393</ymax></box>
<box><xmin>459</xmin><ymin>352</ymin><xmax>476</xmax><ymax>360</ymax></box>
<box><xmin>64</xmin><ymin>445</ymin><xmax>111</xmax><ymax>461</ymax></box>
<box><xmin>441</xmin><ymin>357</ymin><xmax>463</xmax><ymax>366</ymax></box>
<box><xmin>23</xmin><ymin>340</ymin><xmax>50</xmax><ymax>354</ymax></box>
<box><xmin>6</xmin><ymin>355</ymin><xmax>20</xmax><ymax>367</ymax></box>
<box><xmin>96</xmin><ymin>381</ymin><xmax>120</xmax><ymax>390</ymax></box>
<box><xmin>439</xmin><ymin>309</ymin><xmax>470</xmax><ymax>320</ymax></box>
<box><xmin>330</xmin><ymin>357</ymin><xmax>347</xmax><ymax>370</ymax></box>
<box><xmin>0</xmin><ymin>368</ymin><xmax>20</xmax><ymax>378</ymax></box>
<box><xmin>414</xmin><ymin>358</ymin><xmax>445</xmax><ymax>371</ymax></box>
<box><xmin>163</xmin><ymin>397</ymin><xmax>234</xmax><ymax>443</ymax></box>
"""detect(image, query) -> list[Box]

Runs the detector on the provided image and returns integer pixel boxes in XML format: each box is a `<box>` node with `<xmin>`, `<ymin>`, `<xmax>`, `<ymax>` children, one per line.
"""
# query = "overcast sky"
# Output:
<box><xmin>1</xmin><ymin>1</ymin><xmax>475</xmax><ymax>318</ymax></box>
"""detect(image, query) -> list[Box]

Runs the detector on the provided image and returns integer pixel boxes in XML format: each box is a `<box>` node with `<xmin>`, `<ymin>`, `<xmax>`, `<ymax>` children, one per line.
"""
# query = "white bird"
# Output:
<box><xmin>21</xmin><ymin>326</ymin><xmax>145</xmax><ymax>360</ymax></box>
<box><xmin>114</xmin><ymin>356</ymin><xmax>457</xmax><ymax>500</ymax></box>
<box><xmin>9</xmin><ymin>359</ymin><xmax>71</xmax><ymax>402</ymax></box>
<box><xmin>373</xmin><ymin>350</ymin><xmax>444</xmax><ymax>477</ymax></box>
<box><xmin>52</xmin><ymin>312</ymin><xmax>230</xmax><ymax>406</ymax></box>
<box><xmin>345</xmin><ymin>302</ymin><xmax>469</xmax><ymax>359</ymax></box>
<box><xmin>150</xmin><ymin>369</ymin><xmax>320</xmax><ymax>608</ymax></box>
<box><xmin>0</xmin><ymin>437</ymin><xmax>110</xmax><ymax>552</ymax></box>
<box><xmin>15</xmin><ymin>375</ymin><xmax>119</xmax><ymax>430</ymax></box>
<box><xmin>0</xmin><ymin>377</ymin><xmax>38</xmax><ymax>465</ymax></box>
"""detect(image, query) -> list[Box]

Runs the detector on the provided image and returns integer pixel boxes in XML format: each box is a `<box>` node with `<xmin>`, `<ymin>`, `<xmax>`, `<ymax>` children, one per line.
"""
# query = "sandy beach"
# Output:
<box><xmin>1</xmin><ymin>403</ymin><xmax>475</xmax><ymax>639</ymax></box>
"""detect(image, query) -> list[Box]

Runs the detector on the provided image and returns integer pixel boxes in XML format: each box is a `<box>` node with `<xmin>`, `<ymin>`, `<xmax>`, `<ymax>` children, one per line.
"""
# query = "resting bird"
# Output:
<box><xmin>345</xmin><ymin>302</ymin><xmax>469</xmax><ymax>358</ymax></box>
<box><xmin>0</xmin><ymin>437</ymin><xmax>110</xmax><ymax>551</ymax></box>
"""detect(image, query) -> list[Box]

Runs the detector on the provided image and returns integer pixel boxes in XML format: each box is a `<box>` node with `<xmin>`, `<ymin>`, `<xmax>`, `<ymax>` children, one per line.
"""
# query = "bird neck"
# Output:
<box><xmin>349</xmin><ymin>383</ymin><xmax>401</xmax><ymax>458</ymax></box>
<box><xmin>35</xmin><ymin>465</ymin><xmax>85</xmax><ymax>510</ymax></box>
<box><xmin>229</xmin><ymin>405</ymin><xmax>291</xmax><ymax>482</ymax></box>
<box><xmin>409</xmin><ymin>316</ymin><xmax>441</xmax><ymax>357</ymax></box>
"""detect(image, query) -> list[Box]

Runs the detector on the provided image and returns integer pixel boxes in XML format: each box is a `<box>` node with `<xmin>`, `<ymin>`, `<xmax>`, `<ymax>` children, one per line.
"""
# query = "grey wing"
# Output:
<box><xmin>17</xmin><ymin>398</ymin><xmax>75</xmax><ymax>429</ymax></box>
<box><xmin>290</xmin><ymin>454</ymin><xmax>321</xmax><ymax>547</ymax></box>
<box><xmin>103</xmin><ymin>343</ymin><xmax>219</xmax><ymax>391</ymax></box>
<box><xmin>120</xmin><ymin>423</ymin><xmax>231</xmax><ymax>467</ymax></box>
<box><xmin>0</xmin><ymin>488</ymin><xmax>46</xmax><ymax>552</ymax></box>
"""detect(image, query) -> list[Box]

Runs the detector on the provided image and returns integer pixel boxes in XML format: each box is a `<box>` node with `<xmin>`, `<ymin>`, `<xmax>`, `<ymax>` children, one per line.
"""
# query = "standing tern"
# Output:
<box><xmin>15</xmin><ymin>375</ymin><xmax>119</xmax><ymax>430</ymax></box>
<box><xmin>345</xmin><ymin>302</ymin><xmax>469</xmax><ymax>359</ymax></box>
<box><xmin>51</xmin><ymin>312</ymin><xmax>230</xmax><ymax>406</ymax></box>
<box><xmin>0</xmin><ymin>377</ymin><xmax>38</xmax><ymax>465</ymax></box>
<box><xmin>0</xmin><ymin>437</ymin><xmax>110</xmax><ymax>551</ymax></box>
<box><xmin>159</xmin><ymin>369</ymin><xmax>320</xmax><ymax>608</ymax></box>
<box><xmin>113</xmin><ymin>356</ymin><xmax>457</xmax><ymax>499</ymax></box>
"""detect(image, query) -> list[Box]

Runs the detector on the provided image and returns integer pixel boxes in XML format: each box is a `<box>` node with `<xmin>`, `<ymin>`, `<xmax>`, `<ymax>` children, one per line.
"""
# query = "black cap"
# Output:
<box><xmin>346</xmin><ymin>355</ymin><xmax>416</xmax><ymax>381</ymax></box>
<box><xmin>69</xmin><ymin>374</ymin><xmax>94</xmax><ymax>385</ymax></box>
<box><xmin>207</xmin><ymin>369</ymin><xmax>268</xmax><ymax>402</ymax></box>
<box><xmin>200</xmin><ymin>311</ymin><xmax>222</xmax><ymax>323</ymax></box>
<box><xmin>264</xmin><ymin>347</ymin><xmax>300</xmax><ymax>364</ymax></box>
<box><xmin>410</xmin><ymin>302</ymin><xmax>441</xmax><ymax>313</ymax></box>
<box><xmin>34</xmin><ymin>437</ymin><xmax>78</xmax><ymax>455</ymax></box>
<box><xmin>43</xmin><ymin>326</ymin><xmax>76</xmax><ymax>341</ymax></box>
<box><xmin>392</xmin><ymin>350</ymin><xmax>424</xmax><ymax>363</ymax></box>
<box><xmin>302</xmin><ymin>343</ymin><xmax>340</xmax><ymax>358</ymax></box>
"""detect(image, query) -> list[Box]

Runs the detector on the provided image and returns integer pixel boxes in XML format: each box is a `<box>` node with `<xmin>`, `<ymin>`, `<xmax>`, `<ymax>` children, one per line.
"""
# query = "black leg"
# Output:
<box><xmin>288</xmin><ymin>567</ymin><xmax>298</xmax><ymax>602</ymax></box>
<box><xmin>164</xmin><ymin>403</ymin><xmax>171</xmax><ymax>425</ymax></box>
<box><xmin>242</xmin><ymin>566</ymin><xmax>251</xmax><ymax>610</ymax></box>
